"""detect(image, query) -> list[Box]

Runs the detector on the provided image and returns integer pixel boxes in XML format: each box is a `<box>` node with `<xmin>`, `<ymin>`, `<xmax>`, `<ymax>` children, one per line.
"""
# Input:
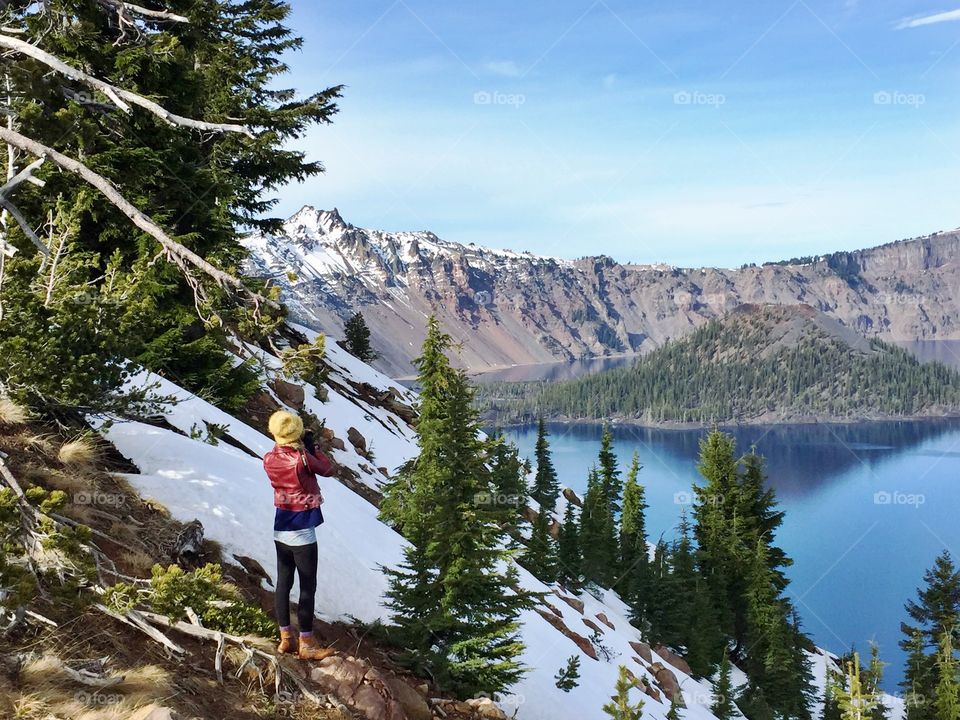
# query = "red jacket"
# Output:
<box><xmin>263</xmin><ymin>444</ymin><xmax>336</xmax><ymax>512</ymax></box>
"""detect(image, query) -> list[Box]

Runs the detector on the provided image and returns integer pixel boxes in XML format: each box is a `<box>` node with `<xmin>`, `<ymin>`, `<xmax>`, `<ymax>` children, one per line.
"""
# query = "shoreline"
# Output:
<box><xmin>484</xmin><ymin>411</ymin><xmax>960</xmax><ymax>431</ymax></box>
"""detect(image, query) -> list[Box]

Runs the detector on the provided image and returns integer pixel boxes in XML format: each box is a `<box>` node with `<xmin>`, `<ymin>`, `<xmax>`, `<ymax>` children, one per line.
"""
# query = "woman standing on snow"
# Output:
<box><xmin>263</xmin><ymin>410</ymin><xmax>337</xmax><ymax>660</ymax></box>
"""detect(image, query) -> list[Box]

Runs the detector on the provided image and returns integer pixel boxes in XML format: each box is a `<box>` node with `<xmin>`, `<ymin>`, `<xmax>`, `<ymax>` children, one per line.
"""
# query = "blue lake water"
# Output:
<box><xmin>500</xmin><ymin>419</ymin><xmax>960</xmax><ymax>692</ymax></box>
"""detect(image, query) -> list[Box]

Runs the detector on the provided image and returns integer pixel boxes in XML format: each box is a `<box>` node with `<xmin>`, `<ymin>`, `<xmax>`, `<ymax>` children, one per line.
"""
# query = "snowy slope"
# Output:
<box><xmin>99</xmin><ymin>342</ymin><xmax>893</xmax><ymax>720</ymax></box>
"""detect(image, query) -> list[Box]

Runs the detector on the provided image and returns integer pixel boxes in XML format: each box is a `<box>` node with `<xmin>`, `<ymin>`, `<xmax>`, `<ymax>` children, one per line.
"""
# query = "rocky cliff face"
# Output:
<box><xmin>243</xmin><ymin>207</ymin><xmax>960</xmax><ymax>375</ymax></box>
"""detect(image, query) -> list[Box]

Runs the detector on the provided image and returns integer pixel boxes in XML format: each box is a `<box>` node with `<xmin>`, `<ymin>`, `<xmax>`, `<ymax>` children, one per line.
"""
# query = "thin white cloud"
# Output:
<box><xmin>896</xmin><ymin>8</ymin><xmax>960</xmax><ymax>29</ymax></box>
<box><xmin>484</xmin><ymin>60</ymin><xmax>521</xmax><ymax>77</ymax></box>
<box><xmin>602</xmin><ymin>73</ymin><xmax>617</xmax><ymax>89</ymax></box>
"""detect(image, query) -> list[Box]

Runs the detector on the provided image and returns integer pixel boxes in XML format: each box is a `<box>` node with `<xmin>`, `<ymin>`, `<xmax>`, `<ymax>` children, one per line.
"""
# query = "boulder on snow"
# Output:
<box><xmin>630</xmin><ymin>640</ymin><xmax>653</xmax><ymax>663</ymax></box>
<box><xmin>596</xmin><ymin>612</ymin><xmax>615</xmax><ymax>630</ymax></box>
<box><xmin>582</xmin><ymin>617</ymin><xmax>603</xmax><ymax>634</ymax></box>
<box><xmin>650</xmin><ymin>662</ymin><xmax>684</xmax><ymax>706</ymax></box>
<box><xmin>562</xmin><ymin>487</ymin><xmax>583</xmax><ymax>508</ymax></box>
<box><xmin>555</xmin><ymin>593</ymin><xmax>585</xmax><ymax>614</ymax></box>
<box><xmin>535</xmin><ymin>608</ymin><xmax>598</xmax><ymax>660</ymax></box>
<box><xmin>654</xmin><ymin>644</ymin><xmax>692</xmax><ymax>676</ymax></box>
<box><xmin>271</xmin><ymin>378</ymin><xmax>305</xmax><ymax>409</ymax></box>
<box><xmin>347</xmin><ymin>426</ymin><xmax>368</xmax><ymax>455</ymax></box>
<box><xmin>320</xmin><ymin>426</ymin><xmax>347</xmax><ymax>452</ymax></box>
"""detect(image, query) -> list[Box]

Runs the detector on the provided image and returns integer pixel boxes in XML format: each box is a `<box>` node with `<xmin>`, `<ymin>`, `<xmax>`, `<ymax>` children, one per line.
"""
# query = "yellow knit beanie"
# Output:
<box><xmin>268</xmin><ymin>410</ymin><xmax>304</xmax><ymax>446</ymax></box>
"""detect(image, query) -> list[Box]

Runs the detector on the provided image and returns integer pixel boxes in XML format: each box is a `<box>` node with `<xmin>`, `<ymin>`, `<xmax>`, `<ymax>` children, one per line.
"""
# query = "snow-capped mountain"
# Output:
<box><xmin>244</xmin><ymin>207</ymin><xmax>960</xmax><ymax>376</ymax></box>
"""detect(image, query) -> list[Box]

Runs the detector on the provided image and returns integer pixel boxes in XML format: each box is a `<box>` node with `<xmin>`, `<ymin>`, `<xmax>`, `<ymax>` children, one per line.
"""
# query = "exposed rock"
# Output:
<box><xmin>271</xmin><ymin>378</ymin><xmax>305</xmax><ymax>409</ymax></box>
<box><xmin>596</xmin><ymin>612</ymin><xmax>615</xmax><ymax>630</ymax></box>
<box><xmin>630</xmin><ymin>640</ymin><xmax>653</xmax><ymax>663</ymax></box>
<box><xmin>654</xmin><ymin>644</ymin><xmax>692</xmax><ymax>676</ymax></box>
<box><xmin>535</xmin><ymin>609</ymin><xmax>597</xmax><ymax>660</ymax></box>
<box><xmin>582</xmin><ymin>617</ymin><xmax>603</xmax><ymax>634</ymax></box>
<box><xmin>466</xmin><ymin>696</ymin><xmax>509</xmax><ymax>719</ymax></box>
<box><xmin>555</xmin><ymin>593</ymin><xmax>584</xmax><ymax>614</ymax></box>
<box><xmin>650</xmin><ymin>662</ymin><xmax>684</xmax><ymax>705</ymax></box>
<box><xmin>543</xmin><ymin>601</ymin><xmax>563</xmax><ymax>617</ymax></box>
<box><xmin>347</xmin><ymin>426</ymin><xmax>368</xmax><ymax>455</ymax></box>
<box><xmin>309</xmin><ymin>654</ymin><xmax>406</xmax><ymax>720</ymax></box>
<box><xmin>562</xmin><ymin>487</ymin><xmax>583</xmax><ymax>508</ymax></box>
<box><xmin>385</xmin><ymin>678</ymin><xmax>432</xmax><ymax>720</ymax></box>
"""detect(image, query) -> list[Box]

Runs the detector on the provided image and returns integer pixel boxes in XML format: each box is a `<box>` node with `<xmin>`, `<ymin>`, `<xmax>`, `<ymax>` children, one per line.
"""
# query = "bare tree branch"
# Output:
<box><xmin>0</xmin><ymin>125</ymin><xmax>279</xmax><ymax>310</ymax></box>
<box><xmin>120</xmin><ymin>2</ymin><xmax>189</xmax><ymax>23</ymax></box>
<box><xmin>0</xmin><ymin>34</ymin><xmax>254</xmax><ymax>137</ymax></box>
<box><xmin>0</xmin><ymin>156</ymin><xmax>43</xmax><ymax>195</ymax></box>
<box><xmin>0</xmin><ymin>196</ymin><xmax>47</xmax><ymax>255</ymax></box>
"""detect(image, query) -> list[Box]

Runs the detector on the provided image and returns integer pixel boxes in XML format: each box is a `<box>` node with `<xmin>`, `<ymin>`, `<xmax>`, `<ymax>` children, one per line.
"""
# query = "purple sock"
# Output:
<box><xmin>280</xmin><ymin>625</ymin><xmax>292</xmax><ymax>632</ymax></box>
<box><xmin>299</xmin><ymin>631</ymin><xmax>313</xmax><ymax>639</ymax></box>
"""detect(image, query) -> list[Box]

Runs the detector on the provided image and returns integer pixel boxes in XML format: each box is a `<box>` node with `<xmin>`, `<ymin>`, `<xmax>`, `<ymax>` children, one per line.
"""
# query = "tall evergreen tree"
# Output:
<box><xmin>580</xmin><ymin>466</ymin><xmax>617</xmax><ymax>587</ymax></box>
<box><xmin>619</xmin><ymin>452</ymin><xmax>649</xmax><ymax>616</ymax></box>
<box><xmin>864</xmin><ymin>642</ymin><xmax>888</xmax><ymax>720</ymax></box>
<box><xmin>523</xmin><ymin>508</ymin><xmax>558</xmax><ymax>584</ymax></box>
<box><xmin>380</xmin><ymin>318</ymin><xmax>534</xmax><ymax>696</ymax></box>
<box><xmin>558</xmin><ymin>501</ymin><xmax>582</xmax><ymax>587</ymax></box>
<box><xmin>935</xmin><ymin>630</ymin><xmax>960</xmax><ymax>720</ymax></box>
<box><xmin>900</xmin><ymin>551</ymin><xmax>960</xmax><ymax>720</ymax></box>
<box><xmin>343</xmin><ymin>311</ymin><xmax>378</xmax><ymax>361</ymax></box>
<box><xmin>692</xmin><ymin>429</ymin><xmax>741</xmax><ymax>643</ymax></box>
<box><xmin>598</xmin><ymin>424</ymin><xmax>622</xmax><ymax>514</ymax></box>
<box><xmin>531</xmin><ymin>417</ymin><xmax>560</xmax><ymax>511</ymax></box>
<box><xmin>0</xmin><ymin>0</ymin><xmax>341</xmax><ymax>413</ymax></box>
<box><xmin>488</xmin><ymin>433</ymin><xmax>528</xmax><ymax>531</ymax></box>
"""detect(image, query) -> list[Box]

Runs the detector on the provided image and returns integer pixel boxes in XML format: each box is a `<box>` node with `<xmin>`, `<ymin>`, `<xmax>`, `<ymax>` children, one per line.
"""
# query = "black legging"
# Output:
<box><xmin>274</xmin><ymin>541</ymin><xmax>318</xmax><ymax>633</ymax></box>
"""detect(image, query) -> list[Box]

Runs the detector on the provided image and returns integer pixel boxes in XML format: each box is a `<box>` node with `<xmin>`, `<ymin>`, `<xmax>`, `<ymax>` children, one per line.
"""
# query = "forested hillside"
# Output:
<box><xmin>479</xmin><ymin>304</ymin><xmax>960</xmax><ymax>425</ymax></box>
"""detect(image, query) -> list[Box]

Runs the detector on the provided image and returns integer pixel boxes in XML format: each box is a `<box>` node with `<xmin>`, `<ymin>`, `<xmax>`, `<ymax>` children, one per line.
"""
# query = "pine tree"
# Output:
<box><xmin>488</xmin><ymin>433</ymin><xmax>527</xmax><ymax>530</ymax></box>
<box><xmin>598</xmin><ymin>424</ymin><xmax>622</xmax><ymax>514</ymax></box>
<box><xmin>523</xmin><ymin>508</ymin><xmax>558</xmax><ymax>584</ymax></box>
<box><xmin>343</xmin><ymin>311</ymin><xmax>378</xmax><ymax>361</ymax></box>
<box><xmin>555</xmin><ymin>655</ymin><xmax>581</xmax><ymax>692</ymax></box>
<box><xmin>692</xmin><ymin>429</ymin><xmax>741</xmax><ymax>643</ymax></box>
<box><xmin>673</xmin><ymin>511</ymin><xmax>724</xmax><ymax>677</ymax></box>
<box><xmin>865</xmin><ymin>642</ymin><xmax>888</xmax><ymax>720</ymax></box>
<box><xmin>824</xmin><ymin>665</ymin><xmax>845</xmax><ymax>720</ymax></box>
<box><xmin>0</xmin><ymin>0</ymin><xmax>340</xmax><ymax>413</ymax></box>
<box><xmin>580</xmin><ymin>466</ymin><xmax>616</xmax><ymax>587</ymax></box>
<box><xmin>619</xmin><ymin>452</ymin><xmax>649</xmax><ymax>616</ymax></box>
<box><xmin>837</xmin><ymin>654</ymin><xmax>879</xmax><ymax>720</ymax></box>
<box><xmin>558</xmin><ymin>501</ymin><xmax>582</xmax><ymax>587</ymax></box>
<box><xmin>666</xmin><ymin>694</ymin><xmax>684</xmax><ymax>720</ymax></box>
<box><xmin>602</xmin><ymin>666</ymin><xmax>645</xmax><ymax>720</ymax></box>
<box><xmin>380</xmin><ymin>318</ymin><xmax>534</xmax><ymax>696</ymax></box>
<box><xmin>935</xmin><ymin>630</ymin><xmax>960</xmax><ymax>720</ymax></box>
<box><xmin>900</xmin><ymin>551</ymin><xmax>960</xmax><ymax>720</ymax></box>
<box><xmin>531</xmin><ymin>418</ymin><xmax>560</xmax><ymax>511</ymax></box>
<box><xmin>712</xmin><ymin>650</ymin><xmax>736</xmax><ymax>720</ymax></box>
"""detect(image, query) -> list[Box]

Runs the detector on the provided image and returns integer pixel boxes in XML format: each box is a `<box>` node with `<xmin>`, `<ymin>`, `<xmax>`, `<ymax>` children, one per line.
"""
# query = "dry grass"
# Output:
<box><xmin>0</xmin><ymin>396</ymin><xmax>31</xmax><ymax>427</ymax></box>
<box><xmin>117</xmin><ymin>548</ymin><xmax>156</xmax><ymax>576</ymax></box>
<box><xmin>58</xmin><ymin>436</ymin><xmax>101</xmax><ymax>467</ymax></box>
<box><xmin>2</xmin><ymin>656</ymin><xmax>173</xmax><ymax>720</ymax></box>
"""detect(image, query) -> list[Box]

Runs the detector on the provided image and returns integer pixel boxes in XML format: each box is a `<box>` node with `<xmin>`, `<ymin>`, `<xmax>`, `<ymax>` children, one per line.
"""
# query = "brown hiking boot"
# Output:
<box><xmin>297</xmin><ymin>634</ymin><xmax>335</xmax><ymax>661</ymax></box>
<box><xmin>277</xmin><ymin>628</ymin><xmax>298</xmax><ymax>655</ymax></box>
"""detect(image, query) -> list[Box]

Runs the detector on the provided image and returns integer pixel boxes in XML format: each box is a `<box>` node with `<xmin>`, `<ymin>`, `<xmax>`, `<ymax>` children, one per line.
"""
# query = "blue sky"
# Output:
<box><xmin>277</xmin><ymin>0</ymin><xmax>960</xmax><ymax>266</ymax></box>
